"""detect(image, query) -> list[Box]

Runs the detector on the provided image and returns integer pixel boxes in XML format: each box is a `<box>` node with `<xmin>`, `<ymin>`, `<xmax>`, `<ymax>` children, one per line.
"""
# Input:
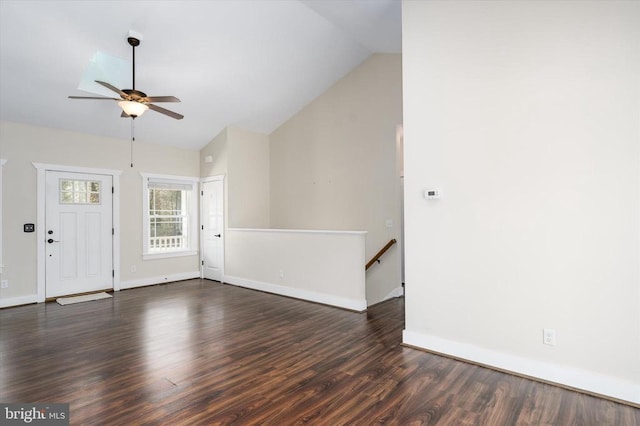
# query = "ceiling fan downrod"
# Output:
<box><xmin>128</xmin><ymin>37</ymin><xmax>140</xmax><ymax>91</ymax></box>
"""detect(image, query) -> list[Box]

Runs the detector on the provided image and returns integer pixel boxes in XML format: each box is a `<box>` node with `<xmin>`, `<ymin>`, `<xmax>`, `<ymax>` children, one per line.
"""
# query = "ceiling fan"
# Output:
<box><xmin>69</xmin><ymin>36</ymin><xmax>183</xmax><ymax>120</ymax></box>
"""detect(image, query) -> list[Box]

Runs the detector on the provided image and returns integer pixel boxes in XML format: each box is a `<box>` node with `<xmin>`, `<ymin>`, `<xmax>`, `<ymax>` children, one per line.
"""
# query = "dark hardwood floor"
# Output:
<box><xmin>1</xmin><ymin>279</ymin><xmax>637</xmax><ymax>425</ymax></box>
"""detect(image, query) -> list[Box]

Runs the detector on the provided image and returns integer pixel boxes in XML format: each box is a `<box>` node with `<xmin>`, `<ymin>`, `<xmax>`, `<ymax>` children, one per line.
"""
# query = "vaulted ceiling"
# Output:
<box><xmin>0</xmin><ymin>0</ymin><xmax>401</xmax><ymax>150</ymax></box>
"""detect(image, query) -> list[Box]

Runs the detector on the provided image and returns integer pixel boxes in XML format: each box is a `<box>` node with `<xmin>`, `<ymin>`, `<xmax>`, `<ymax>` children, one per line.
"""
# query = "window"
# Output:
<box><xmin>60</xmin><ymin>179</ymin><xmax>101</xmax><ymax>204</ymax></box>
<box><xmin>148</xmin><ymin>182</ymin><xmax>189</xmax><ymax>251</ymax></box>
<box><xmin>141</xmin><ymin>173</ymin><xmax>198</xmax><ymax>259</ymax></box>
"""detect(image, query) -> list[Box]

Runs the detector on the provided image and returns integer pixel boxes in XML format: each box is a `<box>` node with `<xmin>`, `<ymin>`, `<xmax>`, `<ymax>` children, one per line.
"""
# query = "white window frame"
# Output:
<box><xmin>141</xmin><ymin>172</ymin><xmax>198</xmax><ymax>260</ymax></box>
<box><xmin>0</xmin><ymin>159</ymin><xmax>6</xmax><ymax>274</ymax></box>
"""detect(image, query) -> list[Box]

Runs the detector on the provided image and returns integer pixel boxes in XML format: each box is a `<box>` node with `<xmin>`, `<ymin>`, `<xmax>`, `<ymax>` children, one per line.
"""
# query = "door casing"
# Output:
<box><xmin>34</xmin><ymin>163</ymin><xmax>122</xmax><ymax>302</ymax></box>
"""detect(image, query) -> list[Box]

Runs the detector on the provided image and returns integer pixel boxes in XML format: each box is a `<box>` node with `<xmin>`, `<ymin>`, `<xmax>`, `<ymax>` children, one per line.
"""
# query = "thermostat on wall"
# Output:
<box><xmin>424</xmin><ymin>189</ymin><xmax>441</xmax><ymax>199</ymax></box>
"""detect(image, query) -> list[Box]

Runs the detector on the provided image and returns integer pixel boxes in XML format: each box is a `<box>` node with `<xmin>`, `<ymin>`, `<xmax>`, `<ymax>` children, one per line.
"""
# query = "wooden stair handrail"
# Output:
<box><xmin>366</xmin><ymin>239</ymin><xmax>397</xmax><ymax>270</ymax></box>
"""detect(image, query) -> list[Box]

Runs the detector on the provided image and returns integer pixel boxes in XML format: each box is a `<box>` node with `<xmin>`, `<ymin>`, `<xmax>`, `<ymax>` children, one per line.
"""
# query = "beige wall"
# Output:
<box><xmin>200</xmin><ymin>126</ymin><xmax>270</xmax><ymax>229</ymax></box>
<box><xmin>227</xmin><ymin>127</ymin><xmax>270</xmax><ymax>228</ymax></box>
<box><xmin>0</xmin><ymin>121</ymin><xmax>200</xmax><ymax>302</ymax></box>
<box><xmin>402</xmin><ymin>0</ymin><xmax>639</xmax><ymax>403</ymax></box>
<box><xmin>200</xmin><ymin>127</ymin><xmax>228</xmax><ymax>179</ymax></box>
<box><xmin>270</xmin><ymin>53</ymin><xmax>403</xmax><ymax>306</ymax></box>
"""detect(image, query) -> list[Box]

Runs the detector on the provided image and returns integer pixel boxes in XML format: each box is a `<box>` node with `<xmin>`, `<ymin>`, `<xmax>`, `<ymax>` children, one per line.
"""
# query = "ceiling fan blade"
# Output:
<box><xmin>148</xmin><ymin>103</ymin><xmax>184</xmax><ymax>120</ymax></box>
<box><xmin>144</xmin><ymin>96</ymin><xmax>181</xmax><ymax>103</ymax></box>
<box><xmin>68</xmin><ymin>96</ymin><xmax>119</xmax><ymax>100</ymax></box>
<box><xmin>95</xmin><ymin>80</ymin><xmax>127</xmax><ymax>98</ymax></box>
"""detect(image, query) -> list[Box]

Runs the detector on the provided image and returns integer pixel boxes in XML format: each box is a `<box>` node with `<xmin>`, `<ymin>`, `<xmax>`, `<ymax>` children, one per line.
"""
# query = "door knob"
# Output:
<box><xmin>48</xmin><ymin>230</ymin><xmax>54</xmax><ymax>235</ymax></box>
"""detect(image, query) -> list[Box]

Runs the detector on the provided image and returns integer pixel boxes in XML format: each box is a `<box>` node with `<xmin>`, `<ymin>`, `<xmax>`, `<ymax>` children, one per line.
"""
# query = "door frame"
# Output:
<box><xmin>0</xmin><ymin>159</ymin><xmax>6</xmax><ymax>276</ymax></box>
<box><xmin>34</xmin><ymin>163</ymin><xmax>122</xmax><ymax>302</ymax></box>
<box><xmin>200</xmin><ymin>175</ymin><xmax>225</xmax><ymax>281</ymax></box>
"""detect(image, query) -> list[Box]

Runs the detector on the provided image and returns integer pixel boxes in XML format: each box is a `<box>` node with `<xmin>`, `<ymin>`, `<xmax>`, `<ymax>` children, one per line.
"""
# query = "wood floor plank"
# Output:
<box><xmin>1</xmin><ymin>279</ymin><xmax>638</xmax><ymax>425</ymax></box>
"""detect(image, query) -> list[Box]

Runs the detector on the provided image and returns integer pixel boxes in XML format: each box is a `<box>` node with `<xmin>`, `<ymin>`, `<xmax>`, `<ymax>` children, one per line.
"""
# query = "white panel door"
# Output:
<box><xmin>201</xmin><ymin>179</ymin><xmax>224</xmax><ymax>281</ymax></box>
<box><xmin>45</xmin><ymin>171</ymin><xmax>113</xmax><ymax>298</ymax></box>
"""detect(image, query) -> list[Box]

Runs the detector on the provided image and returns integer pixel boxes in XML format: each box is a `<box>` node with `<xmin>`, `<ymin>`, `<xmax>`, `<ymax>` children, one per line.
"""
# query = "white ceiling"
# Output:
<box><xmin>0</xmin><ymin>0</ymin><xmax>401</xmax><ymax>151</ymax></box>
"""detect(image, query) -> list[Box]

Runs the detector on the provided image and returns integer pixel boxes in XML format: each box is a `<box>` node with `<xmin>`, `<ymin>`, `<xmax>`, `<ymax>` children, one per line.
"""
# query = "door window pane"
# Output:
<box><xmin>60</xmin><ymin>179</ymin><xmax>101</xmax><ymax>205</ymax></box>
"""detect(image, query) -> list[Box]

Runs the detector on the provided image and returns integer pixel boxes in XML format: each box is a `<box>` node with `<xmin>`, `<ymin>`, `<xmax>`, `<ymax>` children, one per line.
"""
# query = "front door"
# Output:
<box><xmin>45</xmin><ymin>171</ymin><xmax>113</xmax><ymax>298</ymax></box>
<box><xmin>201</xmin><ymin>178</ymin><xmax>224</xmax><ymax>281</ymax></box>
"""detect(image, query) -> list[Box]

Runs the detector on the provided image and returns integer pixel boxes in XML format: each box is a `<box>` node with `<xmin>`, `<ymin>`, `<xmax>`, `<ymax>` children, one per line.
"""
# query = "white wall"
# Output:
<box><xmin>0</xmin><ymin>121</ymin><xmax>201</xmax><ymax>305</ymax></box>
<box><xmin>270</xmin><ymin>54</ymin><xmax>403</xmax><ymax>306</ymax></box>
<box><xmin>225</xmin><ymin>228</ymin><xmax>366</xmax><ymax>311</ymax></box>
<box><xmin>402</xmin><ymin>0</ymin><xmax>640</xmax><ymax>403</ymax></box>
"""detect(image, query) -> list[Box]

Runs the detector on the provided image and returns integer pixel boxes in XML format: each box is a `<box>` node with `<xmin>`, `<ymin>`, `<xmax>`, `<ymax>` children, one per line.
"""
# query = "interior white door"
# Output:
<box><xmin>45</xmin><ymin>171</ymin><xmax>113</xmax><ymax>298</ymax></box>
<box><xmin>201</xmin><ymin>179</ymin><xmax>224</xmax><ymax>281</ymax></box>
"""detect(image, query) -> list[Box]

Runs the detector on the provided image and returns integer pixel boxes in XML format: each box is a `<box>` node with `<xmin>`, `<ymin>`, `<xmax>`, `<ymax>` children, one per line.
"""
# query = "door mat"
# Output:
<box><xmin>56</xmin><ymin>292</ymin><xmax>112</xmax><ymax>305</ymax></box>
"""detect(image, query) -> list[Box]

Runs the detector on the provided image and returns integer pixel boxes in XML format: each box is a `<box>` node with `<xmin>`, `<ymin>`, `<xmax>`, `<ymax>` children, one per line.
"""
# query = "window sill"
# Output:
<box><xmin>143</xmin><ymin>250</ymin><xmax>198</xmax><ymax>261</ymax></box>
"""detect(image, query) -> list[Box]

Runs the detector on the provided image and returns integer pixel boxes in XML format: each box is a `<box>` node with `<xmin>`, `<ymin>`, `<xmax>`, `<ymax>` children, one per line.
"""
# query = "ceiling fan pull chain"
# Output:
<box><xmin>130</xmin><ymin>118</ymin><xmax>135</xmax><ymax>168</ymax></box>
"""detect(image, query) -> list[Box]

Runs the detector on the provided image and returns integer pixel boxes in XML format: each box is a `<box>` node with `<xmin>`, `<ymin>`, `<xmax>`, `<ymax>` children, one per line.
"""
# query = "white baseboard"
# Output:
<box><xmin>224</xmin><ymin>275</ymin><xmax>367</xmax><ymax>312</ymax></box>
<box><xmin>403</xmin><ymin>330</ymin><xmax>640</xmax><ymax>405</ymax></box>
<box><xmin>0</xmin><ymin>294</ymin><xmax>38</xmax><ymax>308</ymax></box>
<box><xmin>120</xmin><ymin>271</ymin><xmax>200</xmax><ymax>290</ymax></box>
<box><xmin>384</xmin><ymin>286</ymin><xmax>404</xmax><ymax>300</ymax></box>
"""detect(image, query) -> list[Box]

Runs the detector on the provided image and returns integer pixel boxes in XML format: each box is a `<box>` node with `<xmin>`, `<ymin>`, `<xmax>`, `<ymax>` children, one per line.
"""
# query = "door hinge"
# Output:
<box><xmin>112</xmin><ymin>186</ymin><xmax>114</xmax><ymax>194</ymax></box>
<box><xmin>201</xmin><ymin>190</ymin><xmax>204</xmax><ymax>196</ymax></box>
<box><xmin>201</xmin><ymin>260</ymin><xmax>204</xmax><ymax>266</ymax></box>
<box><xmin>112</xmin><ymin>270</ymin><xmax>115</xmax><ymax>277</ymax></box>
<box><xmin>112</xmin><ymin>228</ymin><xmax>115</xmax><ymax>235</ymax></box>
<box><xmin>201</xmin><ymin>225</ymin><xmax>204</xmax><ymax>230</ymax></box>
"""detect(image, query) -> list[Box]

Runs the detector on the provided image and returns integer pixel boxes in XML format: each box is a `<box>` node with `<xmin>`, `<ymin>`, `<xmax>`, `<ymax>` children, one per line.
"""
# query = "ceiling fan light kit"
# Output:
<box><xmin>118</xmin><ymin>100</ymin><xmax>148</xmax><ymax>118</ymax></box>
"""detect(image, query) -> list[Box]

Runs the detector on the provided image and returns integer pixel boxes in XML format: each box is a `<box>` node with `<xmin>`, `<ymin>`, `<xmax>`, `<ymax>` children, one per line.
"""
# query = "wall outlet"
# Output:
<box><xmin>131</xmin><ymin>265</ymin><xmax>137</xmax><ymax>273</ymax></box>
<box><xmin>279</xmin><ymin>269</ymin><xmax>284</xmax><ymax>279</ymax></box>
<box><xmin>543</xmin><ymin>328</ymin><xmax>557</xmax><ymax>346</ymax></box>
<box><xmin>1</xmin><ymin>280</ymin><xmax>8</xmax><ymax>289</ymax></box>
